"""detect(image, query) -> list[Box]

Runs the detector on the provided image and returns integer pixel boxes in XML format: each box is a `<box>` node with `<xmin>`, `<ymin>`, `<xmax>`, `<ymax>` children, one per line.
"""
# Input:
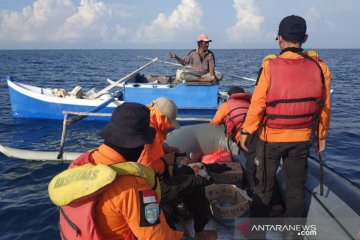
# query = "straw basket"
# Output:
<box><xmin>209</xmin><ymin>162</ymin><xmax>243</xmax><ymax>184</ymax></box>
<box><xmin>205</xmin><ymin>184</ymin><xmax>250</xmax><ymax>219</ymax></box>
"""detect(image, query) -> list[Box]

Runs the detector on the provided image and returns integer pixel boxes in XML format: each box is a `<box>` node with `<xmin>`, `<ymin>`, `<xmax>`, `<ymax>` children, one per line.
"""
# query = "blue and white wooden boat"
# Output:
<box><xmin>7</xmin><ymin>74</ymin><xmax>221</xmax><ymax>123</ymax></box>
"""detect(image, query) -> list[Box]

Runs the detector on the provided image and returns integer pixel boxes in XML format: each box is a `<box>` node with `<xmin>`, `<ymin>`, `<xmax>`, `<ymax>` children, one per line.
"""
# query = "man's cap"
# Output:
<box><xmin>153</xmin><ymin>97</ymin><xmax>180</xmax><ymax>129</ymax></box>
<box><xmin>227</xmin><ymin>86</ymin><xmax>245</xmax><ymax>96</ymax></box>
<box><xmin>276</xmin><ymin>15</ymin><xmax>307</xmax><ymax>42</ymax></box>
<box><xmin>100</xmin><ymin>103</ymin><xmax>155</xmax><ymax>148</ymax></box>
<box><xmin>197</xmin><ymin>34</ymin><xmax>212</xmax><ymax>42</ymax></box>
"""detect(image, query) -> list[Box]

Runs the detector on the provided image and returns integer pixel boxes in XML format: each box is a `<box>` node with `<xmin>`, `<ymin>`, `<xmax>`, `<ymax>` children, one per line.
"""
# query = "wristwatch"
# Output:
<box><xmin>240</xmin><ymin>129</ymin><xmax>250</xmax><ymax>135</ymax></box>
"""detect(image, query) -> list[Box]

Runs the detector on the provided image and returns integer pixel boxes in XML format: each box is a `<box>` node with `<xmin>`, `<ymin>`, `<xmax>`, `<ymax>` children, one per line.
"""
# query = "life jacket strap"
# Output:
<box><xmin>59</xmin><ymin>207</ymin><xmax>80</xmax><ymax>236</ymax></box>
<box><xmin>152</xmin><ymin>172</ymin><xmax>158</xmax><ymax>191</ymax></box>
<box><xmin>296</xmin><ymin>51</ymin><xmax>325</xmax><ymax>85</ymax></box>
<box><xmin>227</xmin><ymin>106</ymin><xmax>249</xmax><ymax>116</ymax></box>
<box><xmin>266</xmin><ymin>97</ymin><xmax>323</xmax><ymax>107</ymax></box>
<box><xmin>227</xmin><ymin>112</ymin><xmax>247</xmax><ymax>122</ymax></box>
<box><xmin>59</xmin><ymin>222</ymin><xmax>67</xmax><ymax>240</ymax></box>
<box><xmin>266</xmin><ymin>112</ymin><xmax>317</xmax><ymax>120</ymax></box>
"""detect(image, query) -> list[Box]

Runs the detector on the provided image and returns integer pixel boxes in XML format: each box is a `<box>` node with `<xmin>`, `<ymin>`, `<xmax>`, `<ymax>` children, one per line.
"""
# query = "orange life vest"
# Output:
<box><xmin>201</xmin><ymin>148</ymin><xmax>232</xmax><ymax>164</ymax></box>
<box><xmin>224</xmin><ymin>93</ymin><xmax>251</xmax><ymax>140</ymax></box>
<box><xmin>59</xmin><ymin>152</ymin><xmax>136</xmax><ymax>240</ymax></box>
<box><xmin>264</xmin><ymin>53</ymin><xmax>323</xmax><ymax>129</ymax></box>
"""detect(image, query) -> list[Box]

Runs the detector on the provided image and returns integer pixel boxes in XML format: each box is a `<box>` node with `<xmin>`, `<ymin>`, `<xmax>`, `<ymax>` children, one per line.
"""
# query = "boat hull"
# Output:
<box><xmin>166</xmin><ymin>124</ymin><xmax>360</xmax><ymax>240</ymax></box>
<box><xmin>1</xmin><ymin>123</ymin><xmax>359</xmax><ymax>239</ymax></box>
<box><xmin>7</xmin><ymin>80</ymin><xmax>219</xmax><ymax>122</ymax></box>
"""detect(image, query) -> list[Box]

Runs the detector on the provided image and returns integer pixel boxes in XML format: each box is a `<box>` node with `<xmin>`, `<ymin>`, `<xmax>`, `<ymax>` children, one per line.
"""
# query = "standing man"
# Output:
<box><xmin>240</xmin><ymin>15</ymin><xmax>331</xmax><ymax>237</ymax></box>
<box><xmin>169</xmin><ymin>34</ymin><xmax>223</xmax><ymax>83</ymax></box>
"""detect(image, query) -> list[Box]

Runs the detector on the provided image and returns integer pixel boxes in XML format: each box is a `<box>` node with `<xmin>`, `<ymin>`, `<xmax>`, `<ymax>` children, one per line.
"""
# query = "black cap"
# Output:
<box><xmin>277</xmin><ymin>15</ymin><xmax>307</xmax><ymax>42</ymax></box>
<box><xmin>228</xmin><ymin>86</ymin><xmax>245</xmax><ymax>96</ymax></box>
<box><xmin>100</xmin><ymin>103</ymin><xmax>155</xmax><ymax>148</ymax></box>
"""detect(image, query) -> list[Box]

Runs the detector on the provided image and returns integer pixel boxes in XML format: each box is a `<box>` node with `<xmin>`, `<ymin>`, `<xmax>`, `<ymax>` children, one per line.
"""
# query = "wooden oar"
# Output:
<box><xmin>137</xmin><ymin>55</ymin><xmax>186</xmax><ymax>68</ymax></box>
<box><xmin>89</xmin><ymin>57</ymin><xmax>158</xmax><ymax>99</ymax></box>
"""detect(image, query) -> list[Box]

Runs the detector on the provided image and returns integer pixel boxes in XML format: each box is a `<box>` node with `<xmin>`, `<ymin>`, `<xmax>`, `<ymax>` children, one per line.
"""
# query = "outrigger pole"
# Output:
<box><xmin>57</xmin><ymin>92</ymin><xmax>120</xmax><ymax>160</ymax></box>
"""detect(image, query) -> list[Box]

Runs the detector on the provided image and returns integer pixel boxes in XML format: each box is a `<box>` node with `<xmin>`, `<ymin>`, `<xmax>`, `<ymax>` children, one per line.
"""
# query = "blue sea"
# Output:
<box><xmin>0</xmin><ymin>49</ymin><xmax>359</xmax><ymax>239</ymax></box>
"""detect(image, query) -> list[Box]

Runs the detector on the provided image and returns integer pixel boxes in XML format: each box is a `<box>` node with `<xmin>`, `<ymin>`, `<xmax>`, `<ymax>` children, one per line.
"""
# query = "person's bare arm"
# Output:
<box><xmin>168</xmin><ymin>53</ymin><xmax>185</xmax><ymax>66</ymax></box>
<box><xmin>209</xmin><ymin>66</ymin><xmax>216</xmax><ymax>82</ymax></box>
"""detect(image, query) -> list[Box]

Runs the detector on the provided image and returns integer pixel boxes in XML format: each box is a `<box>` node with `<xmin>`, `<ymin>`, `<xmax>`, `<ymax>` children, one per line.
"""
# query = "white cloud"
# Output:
<box><xmin>226</xmin><ymin>0</ymin><xmax>264</xmax><ymax>42</ymax></box>
<box><xmin>100</xmin><ymin>24</ymin><xmax>128</xmax><ymax>43</ymax></box>
<box><xmin>0</xmin><ymin>0</ymin><xmax>129</xmax><ymax>44</ymax></box>
<box><xmin>306</xmin><ymin>6</ymin><xmax>335</xmax><ymax>31</ymax></box>
<box><xmin>306</xmin><ymin>6</ymin><xmax>321</xmax><ymax>21</ymax></box>
<box><xmin>0</xmin><ymin>0</ymin><xmax>75</xmax><ymax>42</ymax></box>
<box><xmin>50</xmin><ymin>0</ymin><xmax>109</xmax><ymax>42</ymax></box>
<box><xmin>133</xmin><ymin>0</ymin><xmax>202</xmax><ymax>43</ymax></box>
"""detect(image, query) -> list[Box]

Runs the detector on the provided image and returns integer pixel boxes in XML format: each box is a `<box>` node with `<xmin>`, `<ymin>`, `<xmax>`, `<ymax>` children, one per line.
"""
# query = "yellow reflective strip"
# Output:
<box><xmin>307</xmin><ymin>50</ymin><xmax>319</xmax><ymax>57</ymax></box>
<box><xmin>263</xmin><ymin>54</ymin><xmax>277</xmax><ymax>62</ymax></box>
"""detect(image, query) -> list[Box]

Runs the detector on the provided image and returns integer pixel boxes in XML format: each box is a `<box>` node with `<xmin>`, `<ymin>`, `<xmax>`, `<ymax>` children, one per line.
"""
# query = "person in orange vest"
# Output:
<box><xmin>138</xmin><ymin>97</ymin><xmax>180</xmax><ymax>177</ymax></box>
<box><xmin>240</xmin><ymin>15</ymin><xmax>331</xmax><ymax>239</ymax></box>
<box><xmin>210</xmin><ymin>86</ymin><xmax>258</xmax><ymax>192</ymax></box>
<box><xmin>138</xmin><ymin>97</ymin><xmax>217</xmax><ymax>240</ymax></box>
<box><xmin>54</xmin><ymin>103</ymin><xmax>183</xmax><ymax>240</ymax></box>
<box><xmin>212</xmin><ymin>86</ymin><xmax>283</xmax><ymax>215</ymax></box>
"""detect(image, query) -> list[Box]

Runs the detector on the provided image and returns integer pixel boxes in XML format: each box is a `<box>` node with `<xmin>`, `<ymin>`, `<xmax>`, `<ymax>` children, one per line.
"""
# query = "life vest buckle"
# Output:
<box><xmin>316</xmin><ymin>99</ymin><xmax>324</xmax><ymax>107</ymax></box>
<box><xmin>266</xmin><ymin>101</ymin><xmax>278</xmax><ymax>107</ymax></box>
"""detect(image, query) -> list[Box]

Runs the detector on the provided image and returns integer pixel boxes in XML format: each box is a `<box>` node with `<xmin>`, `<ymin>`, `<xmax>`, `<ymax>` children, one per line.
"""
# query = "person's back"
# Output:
<box><xmin>241</xmin><ymin>16</ymin><xmax>331</xmax><ymax>145</ymax></box>
<box><xmin>94</xmin><ymin>175</ymin><xmax>154</xmax><ymax>236</ymax></box>
<box><xmin>240</xmin><ymin>15</ymin><xmax>331</xmax><ymax>239</ymax></box>
<box><xmin>210</xmin><ymin>86</ymin><xmax>251</xmax><ymax>143</ymax></box>
<box><xmin>49</xmin><ymin>103</ymin><xmax>183</xmax><ymax>240</ymax></box>
<box><xmin>211</xmin><ymin>86</ymin><xmax>260</xmax><ymax>193</ymax></box>
<box><xmin>91</xmin><ymin>144</ymin><xmax>181</xmax><ymax>240</ymax></box>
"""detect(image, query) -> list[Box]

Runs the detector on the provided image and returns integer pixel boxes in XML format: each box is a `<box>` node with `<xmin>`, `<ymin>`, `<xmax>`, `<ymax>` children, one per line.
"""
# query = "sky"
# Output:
<box><xmin>0</xmin><ymin>0</ymin><xmax>359</xmax><ymax>49</ymax></box>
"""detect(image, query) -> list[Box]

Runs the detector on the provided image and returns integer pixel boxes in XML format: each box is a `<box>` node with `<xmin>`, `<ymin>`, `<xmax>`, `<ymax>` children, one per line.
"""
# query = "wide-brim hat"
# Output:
<box><xmin>100</xmin><ymin>103</ymin><xmax>156</xmax><ymax>148</ymax></box>
<box><xmin>153</xmin><ymin>97</ymin><xmax>180</xmax><ymax>129</ymax></box>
